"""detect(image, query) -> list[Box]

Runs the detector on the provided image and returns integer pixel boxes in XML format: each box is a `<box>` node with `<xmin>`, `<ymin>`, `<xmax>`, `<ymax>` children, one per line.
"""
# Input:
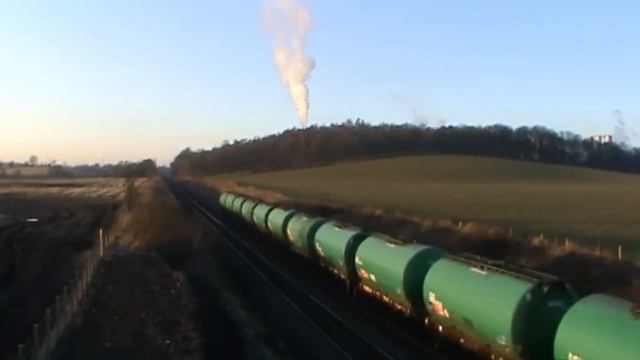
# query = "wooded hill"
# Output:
<box><xmin>171</xmin><ymin>121</ymin><xmax>640</xmax><ymax>176</ymax></box>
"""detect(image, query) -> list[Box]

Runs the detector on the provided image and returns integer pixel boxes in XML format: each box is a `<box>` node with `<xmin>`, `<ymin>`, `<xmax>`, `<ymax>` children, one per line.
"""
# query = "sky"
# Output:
<box><xmin>1</xmin><ymin>0</ymin><xmax>639</xmax><ymax>165</ymax></box>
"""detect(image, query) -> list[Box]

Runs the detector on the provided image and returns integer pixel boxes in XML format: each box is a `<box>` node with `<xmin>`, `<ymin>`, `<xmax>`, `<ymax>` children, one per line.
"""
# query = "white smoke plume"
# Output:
<box><xmin>612</xmin><ymin>109</ymin><xmax>637</xmax><ymax>145</ymax></box>
<box><xmin>410</xmin><ymin>106</ymin><xmax>429</xmax><ymax>127</ymax></box>
<box><xmin>263</xmin><ymin>0</ymin><xmax>315</xmax><ymax>126</ymax></box>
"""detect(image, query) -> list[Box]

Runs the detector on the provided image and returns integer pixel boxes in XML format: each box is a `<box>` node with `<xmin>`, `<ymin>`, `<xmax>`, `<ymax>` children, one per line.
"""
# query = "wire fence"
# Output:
<box><xmin>452</xmin><ymin>219</ymin><xmax>639</xmax><ymax>265</ymax></box>
<box><xmin>518</xmin><ymin>229</ymin><xmax>640</xmax><ymax>265</ymax></box>
<box><xmin>14</xmin><ymin>228</ymin><xmax>111</xmax><ymax>360</ymax></box>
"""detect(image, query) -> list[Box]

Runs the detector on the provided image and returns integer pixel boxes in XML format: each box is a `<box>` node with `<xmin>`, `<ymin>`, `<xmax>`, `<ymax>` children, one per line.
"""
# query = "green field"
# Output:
<box><xmin>226</xmin><ymin>155</ymin><xmax>640</xmax><ymax>249</ymax></box>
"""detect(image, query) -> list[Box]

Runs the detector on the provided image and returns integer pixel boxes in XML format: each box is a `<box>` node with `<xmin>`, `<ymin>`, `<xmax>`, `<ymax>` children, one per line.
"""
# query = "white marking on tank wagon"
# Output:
<box><xmin>568</xmin><ymin>352</ymin><xmax>583</xmax><ymax>360</ymax></box>
<box><xmin>470</xmin><ymin>267</ymin><xmax>488</xmax><ymax>275</ymax></box>
<box><xmin>428</xmin><ymin>292</ymin><xmax>450</xmax><ymax>318</ymax></box>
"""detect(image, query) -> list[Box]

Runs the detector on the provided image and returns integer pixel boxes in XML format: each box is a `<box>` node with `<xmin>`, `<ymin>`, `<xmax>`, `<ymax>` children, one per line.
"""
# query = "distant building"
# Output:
<box><xmin>591</xmin><ymin>134</ymin><xmax>613</xmax><ymax>144</ymax></box>
<box><xmin>1</xmin><ymin>166</ymin><xmax>51</xmax><ymax>177</ymax></box>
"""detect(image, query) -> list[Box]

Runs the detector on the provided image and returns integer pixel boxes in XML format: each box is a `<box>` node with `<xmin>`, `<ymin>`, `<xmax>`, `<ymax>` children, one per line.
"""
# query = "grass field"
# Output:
<box><xmin>0</xmin><ymin>177</ymin><xmax>126</xmax><ymax>203</ymax></box>
<box><xmin>225</xmin><ymin>155</ymin><xmax>640</xmax><ymax>249</ymax></box>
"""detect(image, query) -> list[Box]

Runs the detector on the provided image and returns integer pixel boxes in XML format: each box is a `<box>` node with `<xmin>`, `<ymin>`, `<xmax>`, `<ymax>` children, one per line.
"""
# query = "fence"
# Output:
<box><xmin>452</xmin><ymin>218</ymin><xmax>639</xmax><ymax>265</ymax></box>
<box><xmin>15</xmin><ymin>228</ymin><xmax>111</xmax><ymax>360</ymax></box>
<box><xmin>519</xmin><ymin>230</ymin><xmax>640</xmax><ymax>265</ymax></box>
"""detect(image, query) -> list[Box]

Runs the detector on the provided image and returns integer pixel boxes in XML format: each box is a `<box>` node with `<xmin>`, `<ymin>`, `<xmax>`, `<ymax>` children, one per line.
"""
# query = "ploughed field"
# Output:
<box><xmin>225</xmin><ymin>155</ymin><xmax>640</xmax><ymax>251</ymax></box>
<box><xmin>0</xmin><ymin>178</ymin><xmax>125</xmax><ymax>358</ymax></box>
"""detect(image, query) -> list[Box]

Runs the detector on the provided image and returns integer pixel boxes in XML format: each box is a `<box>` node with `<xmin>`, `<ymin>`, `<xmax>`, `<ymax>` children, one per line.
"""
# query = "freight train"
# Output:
<box><xmin>219</xmin><ymin>192</ymin><xmax>640</xmax><ymax>360</ymax></box>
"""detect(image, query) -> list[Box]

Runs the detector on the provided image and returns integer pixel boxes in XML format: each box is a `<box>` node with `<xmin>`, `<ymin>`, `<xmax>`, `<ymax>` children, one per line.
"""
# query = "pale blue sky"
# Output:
<box><xmin>1</xmin><ymin>0</ymin><xmax>638</xmax><ymax>164</ymax></box>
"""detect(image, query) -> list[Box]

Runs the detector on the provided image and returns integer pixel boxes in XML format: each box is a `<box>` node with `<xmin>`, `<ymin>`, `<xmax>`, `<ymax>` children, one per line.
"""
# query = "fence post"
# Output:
<box><xmin>88</xmin><ymin>253</ymin><xmax>94</xmax><ymax>279</ymax></box>
<box><xmin>618</xmin><ymin>245</ymin><xmax>623</xmax><ymax>261</ymax></box>
<box><xmin>32</xmin><ymin>323</ymin><xmax>40</xmax><ymax>360</ymax></box>
<box><xmin>54</xmin><ymin>295</ymin><xmax>60</xmax><ymax>321</ymax></box>
<box><xmin>62</xmin><ymin>286</ymin><xmax>70</xmax><ymax>325</ymax></box>
<box><xmin>84</xmin><ymin>265</ymin><xmax>90</xmax><ymax>292</ymax></box>
<box><xmin>99</xmin><ymin>227</ymin><xmax>104</xmax><ymax>257</ymax></box>
<box><xmin>81</xmin><ymin>266</ymin><xmax>86</xmax><ymax>293</ymax></box>
<box><xmin>78</xmin><ymin>269</ymin><xmax>83</xmax><ymax>302</ymax></box>
<box><xmin>72</xmin><ymin>275</ymin><xmax>79</xmax><ymax>315</ymax></box>
<box><xmin>55</xmin><ymin>294</ymin><xmax>62</xmax><ymax>342</ymax></box>
<box><xmin>87</xmin><ymin>256</ymin><xmax>92</xmax><ymax>279</ymax></box>
<box><xmin>44</xmin><ymin>308</ymin><xmax>52</xmax><ymax>356</ymax></box>
<box><xmin>17</xmin><ymin>344</ymin><xmax>25</xmax><ymax>360</ymax></box>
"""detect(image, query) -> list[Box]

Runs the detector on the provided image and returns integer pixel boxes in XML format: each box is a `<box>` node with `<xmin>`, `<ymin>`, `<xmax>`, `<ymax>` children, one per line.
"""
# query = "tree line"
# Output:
<box><xmin>171</xmin><ymin>120</ymin><xmax>640</xmax><ymax>176</ymax></box>
<box><xmin>0</xmin><ymin>159</ymin><xmax>157</xmax><ymax>178</ymax></box>
<box><xmin>61</xmin><ymin>159</ymin><xmax>158</xmax><ymax>178</ymax></box>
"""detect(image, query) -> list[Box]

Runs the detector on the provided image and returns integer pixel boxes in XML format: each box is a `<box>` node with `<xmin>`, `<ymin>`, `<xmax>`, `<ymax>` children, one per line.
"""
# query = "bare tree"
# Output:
<box><xmin>28</xmin><ymin>155</ymin><xmax>38</xmax><ymax>166</ymax></box>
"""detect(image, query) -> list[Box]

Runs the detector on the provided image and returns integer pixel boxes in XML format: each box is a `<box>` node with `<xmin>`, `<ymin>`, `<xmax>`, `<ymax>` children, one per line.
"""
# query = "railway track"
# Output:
<box><xmin>168</xmin><ymin>180</ymin><xmax>452</xmax><ymax>360</ymax></box>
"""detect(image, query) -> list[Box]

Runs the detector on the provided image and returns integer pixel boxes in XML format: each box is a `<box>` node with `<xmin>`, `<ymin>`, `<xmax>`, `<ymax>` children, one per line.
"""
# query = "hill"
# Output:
<box><xmin>172</xmin><ymin>122</ymin><xmax>640</xmax><ymax>176</ymax></box>
<box><xmin>225</xmin><ymin>155</ymin><xmax>640</xmax><ymax>250</ymax></box>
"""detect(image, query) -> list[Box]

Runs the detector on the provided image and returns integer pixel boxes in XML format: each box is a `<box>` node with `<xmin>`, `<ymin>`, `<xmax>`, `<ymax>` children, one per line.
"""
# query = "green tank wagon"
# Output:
<box><xmin>314</xmin><ymin>221</ymin><xmax>368</xmax><ymax>288</ymax></box>
<box><xmin>224</xmin><ymin>193</ymin><xmax>237</xmax><ymax>210</ymax></box>
<box><xmin>231</xmin><ymin>196</ymin><xmax>247</xmax><ymax>215</ymax></box>
<box><xmin>218</xmin><ymin>192</ymin><xmax>228</xmax><ymax>208</ymax></box>
<box><xmin>423</xmin><ymin>256</ymin><xmax>576</xmax><ymax>360</ymax></box>
<box><xmin>285</xmin><ymin>213</ymin><xmax>327</xmax><ymax>258</ymax></box>
<box><xmin>554</xmin><ymin>293</ymin><xmax>640</xmax><ymax>360</ymax></box>
<box><xmin>266</xmin><ymin>207</ymin><xmax>298</xmax><ymax>242</ymax></box>
<box><xmin>240</xmin><ymin>199</ymin><xmax>259</xmax><ymax>224</ymax></box>
<box><xmin>252</xmin><ymin>203</ymin><xmax>276</xmax><ymax>232</ymax></box>
<box><xmin>355</xmin><ymin>234</ymin><xmax>443</xmax><ymax>314</ymax></box>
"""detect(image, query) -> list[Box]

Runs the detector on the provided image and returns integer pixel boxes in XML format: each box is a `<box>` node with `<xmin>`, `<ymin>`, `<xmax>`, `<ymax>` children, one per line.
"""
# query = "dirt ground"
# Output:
<box><xmin>55</xmin><ymin>252</ymin><xmax>202</xmax><ymax>360</ymax></box>
<box><xmin>54</xmin><ymin>177</ymin><xmax>286</xmax><ymax>359</ymax></box>
<box><xmin>198</xmin><ymin>177</ymin><xmax>640</xmax><ymax>303</ymax></box>
<box><xmin>0</xmin><ymin>180</ymin><xmax>122</xmax><ymax>359</ymax></box>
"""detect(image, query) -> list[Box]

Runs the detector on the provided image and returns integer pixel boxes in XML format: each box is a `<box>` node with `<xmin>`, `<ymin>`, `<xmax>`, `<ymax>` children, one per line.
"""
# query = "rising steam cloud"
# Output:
<box><xmin>613</xmin><ymin>109</ymin><xmax>637</xmax><ymax>146</ymax></box>
<box><xmin>263</xmin><ymin>0</ymin><xmax>315</xmax><ymax>126</ymax></box>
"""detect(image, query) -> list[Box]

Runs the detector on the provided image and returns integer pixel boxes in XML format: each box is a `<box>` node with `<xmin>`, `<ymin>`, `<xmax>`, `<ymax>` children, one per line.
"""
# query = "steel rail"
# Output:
<box><xmin>172</xmin><ymin>184</ymin><xmax>397</xmax><ymax>360</ymax></box>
